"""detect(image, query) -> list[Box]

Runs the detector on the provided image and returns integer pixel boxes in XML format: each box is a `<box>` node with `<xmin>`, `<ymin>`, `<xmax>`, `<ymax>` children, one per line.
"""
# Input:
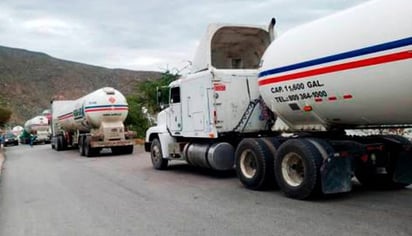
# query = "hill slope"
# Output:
<box><xmin>0</xmin><ymin>46</ymin><xmax>161</xmax><ymax>125</ymax></box>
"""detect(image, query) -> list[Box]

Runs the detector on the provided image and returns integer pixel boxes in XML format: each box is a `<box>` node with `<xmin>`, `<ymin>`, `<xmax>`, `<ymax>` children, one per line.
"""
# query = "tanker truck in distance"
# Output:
<box><xmin>51</xmin><ymin>87</ymin><xmax>135</xmax><ymax>157</ymax></box>
<box><xmin>145</xmin><ymin>0</ymin><xmax>412</xmax><ymax>199</ymax></box>
<box><xmin>42</xmin><ymin>109</ymin><xmax>52</xmax><ymax>122</ymax></box>
<box><xmin>22</xmin><ymin>115</ymin><xmax>51</xmax><ymax>144</ymax></box>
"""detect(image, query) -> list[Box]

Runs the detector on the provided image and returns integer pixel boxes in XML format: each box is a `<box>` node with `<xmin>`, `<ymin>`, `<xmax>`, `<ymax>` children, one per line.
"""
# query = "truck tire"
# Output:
<box><xmin>150</xmin><ymin>138</ymin><xmax>168</xmax><ymax>170</ymax></box>
<box><xmin>61</xmin><ymin>136</ymin><xmax>67</xmax><ymax>150</ymax></box>
<box><xmin>79</xmin><ymin>136</ymin><xmax>85</xmax><ymax>156</ymax></box>
<box><xmin>274</xmin><ymin>139</ymin><xmax>323</xmax><ymax>199</ymax></box>
<box><xmin>56</xmin><ymin>136</ymin><xmax>63</xmax><ymax>151</ymax></box>
<box><xmin>84</xmin><ymin>137</ymin><xmax>96</xmax><ymax>158</ymax></box>
<box><xmin>235</xmin><ymin>138</ymin><xmax>275</xmax><ymax>190</ymax></box>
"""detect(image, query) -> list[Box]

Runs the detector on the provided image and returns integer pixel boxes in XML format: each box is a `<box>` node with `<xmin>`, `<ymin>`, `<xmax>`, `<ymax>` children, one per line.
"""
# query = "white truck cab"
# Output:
<box><xmin>145</xmin><ymin>22</ymin><xmax>274</xmax><ymax>169</ymax></box>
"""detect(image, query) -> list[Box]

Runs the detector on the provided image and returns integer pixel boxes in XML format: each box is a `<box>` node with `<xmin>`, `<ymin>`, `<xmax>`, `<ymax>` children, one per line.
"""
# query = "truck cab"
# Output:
<box><xmin>145</xmin><ymin>23</ymin><xmax>274</xmax><ymax>166</ymax></box>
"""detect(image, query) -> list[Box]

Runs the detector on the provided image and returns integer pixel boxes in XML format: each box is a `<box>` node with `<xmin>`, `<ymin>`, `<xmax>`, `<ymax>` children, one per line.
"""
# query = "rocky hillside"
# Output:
<box><xmin>0</xmin><ymin>46</ymin><xmax>161</xmax><ymax>125</ymax></box>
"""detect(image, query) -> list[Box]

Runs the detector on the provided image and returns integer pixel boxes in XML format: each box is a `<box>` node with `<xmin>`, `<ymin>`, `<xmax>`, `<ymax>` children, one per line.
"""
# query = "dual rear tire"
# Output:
<box><xmin>235</xmin><ymin>138</ymin><xmax>279</xmax><ymax>190</ymax></box>
<box><xmin>55</xmin><ymin>135</ymin><xmax>65</xmax><ymax>151</ymax></box>
<box><xmin>78</xmin><ymin>136</ymin><xmax>98</xmax><ymax>157</ymax></box>
<box><xmin>274</xmin><ymin>139</ymin><xmax>324</xmax><ymax>199</ymax></box>
<box><xmin>235</xmin><ymin>138</ymin><xmax>324</xmax><ymax>199</ymax></box>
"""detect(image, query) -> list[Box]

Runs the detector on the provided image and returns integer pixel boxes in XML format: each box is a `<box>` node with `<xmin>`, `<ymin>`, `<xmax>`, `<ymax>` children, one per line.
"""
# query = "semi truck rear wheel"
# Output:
<box><xmin>79</xmin><ymin>136</ymin><xmax>85</xmax><ymax>156</ymax></box>
<box><xmin>84</xmin><ymin>137</ymin><xmax>97</xmax><ymax>157</ymax></box>
<box><xmin>151</xmin><ymin>139</ymin><xmax>168</xmax><ymax>170</ymax></box>
<box><xmin>235</xmin><ymin>138</ymin><xmax>275</xmax><ymax>190</ymax></box>
<box><xmin>275</xmin><ymin>139</ymin><xmax>323</xmax><ymax>199</ymax></box>
<box><xmin>56</xmin><ymin>136</ymin><xmax>63</xmax><ymax>151</ymax></box>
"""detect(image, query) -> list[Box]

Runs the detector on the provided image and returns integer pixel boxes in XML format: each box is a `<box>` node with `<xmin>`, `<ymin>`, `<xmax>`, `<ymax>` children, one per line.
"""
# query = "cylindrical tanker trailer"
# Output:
<box><xmin>12</xmin><ymin>125</ymin><xmax>23</xmax><ymax>137</ymax></box>
<box><xmin>144</xmin><ymin>0</ymin><xmax>412</xmax><ymax>199</ymax></box>
<box><xmin>50</xmin><ymin>87</ymin><xmax>135</xmax><ymax>157</ymax></box>
<box><xmin>258</xmin><ymin>0</ymin><xmax>412</xmax><ymax>131</ymax></box>
<box><xmin>22</xmin><ymin>115</ymin><xmax>51</xmax><ymax>144</ymax></box>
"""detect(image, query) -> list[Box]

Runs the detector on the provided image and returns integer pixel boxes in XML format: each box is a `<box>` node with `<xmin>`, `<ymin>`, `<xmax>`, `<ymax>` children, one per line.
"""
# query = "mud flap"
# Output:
<box><xmin>393</xmin><ymin>149</ymin><xmax>412</xmax><ymax>184</ymax></box>
<box><xmin>321</xmin><ymin>155</ymin><xmax>353</xmax><ymax>194</ymax></box>
<box><xmin>307</xmin><ymin>138</ymin><xmax>354</xmax><ymax>194</ymax></box>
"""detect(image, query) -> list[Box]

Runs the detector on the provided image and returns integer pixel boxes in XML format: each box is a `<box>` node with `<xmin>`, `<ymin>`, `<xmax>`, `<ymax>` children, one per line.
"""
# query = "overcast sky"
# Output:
<box><xmin>0</xmin><ymin>0</ymin><xmax>368</xmax><ymax>72</ymax></box>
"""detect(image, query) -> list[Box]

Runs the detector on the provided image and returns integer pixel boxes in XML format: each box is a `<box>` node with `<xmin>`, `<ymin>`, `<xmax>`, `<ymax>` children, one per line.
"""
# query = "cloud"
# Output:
<box><xmin>0</xmin><ymin>0</ymin><xmax>369</xmax><ymax>71</ymax></box>
<box><xmin>22</xmin><ymin>17</ymin><xmax>80</xmax><ymax>37</ymax></box>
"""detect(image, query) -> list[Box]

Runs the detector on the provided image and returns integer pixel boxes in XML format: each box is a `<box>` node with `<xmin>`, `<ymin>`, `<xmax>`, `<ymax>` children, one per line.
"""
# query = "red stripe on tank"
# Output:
<box><xmin>258</xmin><ymin>51</ymin><xmax>412</xmax><ymax>86</ymax></box>
<box><xmin>85</xmin><ymin>108</ymin><xmax>128</xmax><ymax>113</ymax></box>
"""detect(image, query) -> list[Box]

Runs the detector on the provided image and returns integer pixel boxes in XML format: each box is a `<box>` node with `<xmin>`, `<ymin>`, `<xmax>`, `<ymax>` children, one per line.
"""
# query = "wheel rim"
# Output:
<box><xmin>281</xmin><ymin>152</ymin><xmax>304</xmax><ymax>187</ymax></box>
<box><xmin>152</xmin><ymin>144</ymin><xmax>161</xmax><ymax>163</ymax></box>
<box><xmin>240</xmin><ymin>150</ymin><xmax>257</xmax><ymax>179</ymax></box>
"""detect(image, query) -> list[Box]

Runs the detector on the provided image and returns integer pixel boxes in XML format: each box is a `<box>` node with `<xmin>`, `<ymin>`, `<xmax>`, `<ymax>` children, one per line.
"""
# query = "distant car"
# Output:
<box><xmin>2</xmin><ymin>133</ymin><xmax>19</xmax><ymax>146</ymax></box>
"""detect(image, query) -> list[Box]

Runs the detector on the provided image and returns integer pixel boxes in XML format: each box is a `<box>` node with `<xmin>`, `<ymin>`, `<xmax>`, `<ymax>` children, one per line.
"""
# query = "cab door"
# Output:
<box><xmin>167</xmin><ymin>86</ymin><xmax>182</xmax><ymax>135</ymax></box>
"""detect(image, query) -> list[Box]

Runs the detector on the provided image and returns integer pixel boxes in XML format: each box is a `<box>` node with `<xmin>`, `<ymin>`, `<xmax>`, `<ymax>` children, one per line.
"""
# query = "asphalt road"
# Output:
<box><xmin>0</xmin><ymin>144</ymin><xmax>412</xmax><ymax>236</ymax></box>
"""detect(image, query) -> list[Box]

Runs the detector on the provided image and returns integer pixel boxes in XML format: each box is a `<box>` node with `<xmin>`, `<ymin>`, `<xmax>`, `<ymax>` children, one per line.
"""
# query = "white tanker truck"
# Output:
<box><xmin>145</xmin><ymin>0</ymin><xmax>412</xmax><ymax>199</ymax></box>
<box><xmin>23</xmin><ymin>115</ymin><xmax>51</xmax><ymax>144</ymax></box>
<box><xmin>51</xmin><ymin>87</ymin><xmax>135</xmax><ymax>157</ymax></box>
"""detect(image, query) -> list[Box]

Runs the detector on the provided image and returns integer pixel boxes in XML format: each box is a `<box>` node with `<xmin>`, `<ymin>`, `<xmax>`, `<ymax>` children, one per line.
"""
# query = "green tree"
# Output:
<box><xmin>0</xmin><ymin>107</ymin><xmax>12</xmax><ymax>127</ymax></box>
<box><xmin>125</xmin><ymin>70</ymin><xmax>178</xmax><ymax>137</ymax></box>
<box><xmin>137</xmin><ymin>70</ymin><xmax>177</xmax><ymax>114</ymax></box>
<box><xmin>125</xmin><ymin>95</ymin><xmax>149</xmax><ymax>138</ymax></box>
